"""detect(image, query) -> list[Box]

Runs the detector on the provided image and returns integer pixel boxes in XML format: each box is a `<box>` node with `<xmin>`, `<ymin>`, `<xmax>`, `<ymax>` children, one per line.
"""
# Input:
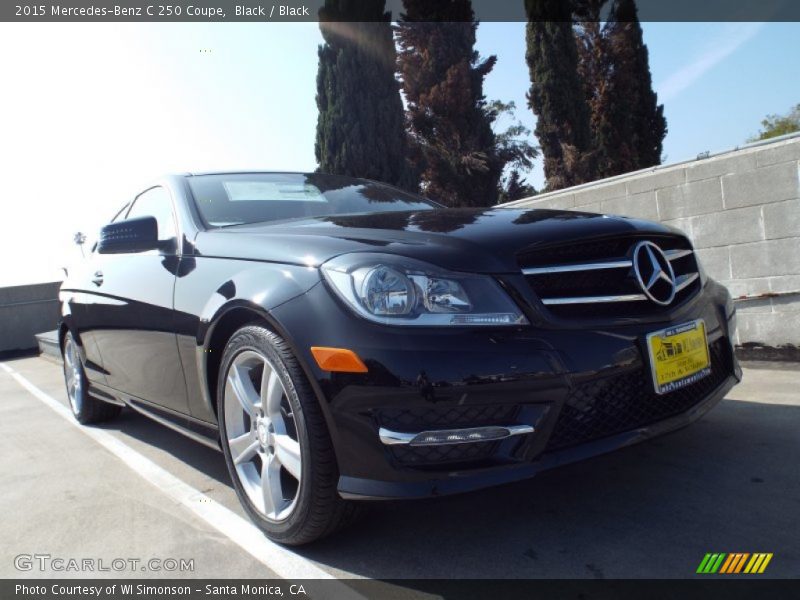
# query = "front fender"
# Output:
<box><xmin>172</xmin><ymin>257</ymin><xmax>321</xmax><ymax>423</ymax></box>
<box><xmin>196</xmin><ymin>263</ymin><xmax>321</xmax><ymax>345</ymax></box>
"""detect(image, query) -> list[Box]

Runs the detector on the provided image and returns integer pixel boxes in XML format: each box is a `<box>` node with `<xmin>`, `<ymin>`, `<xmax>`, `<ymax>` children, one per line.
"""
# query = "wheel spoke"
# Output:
<box><xmin>261</xmin><ymin>454</ymin><xmax>284</xmax><ymax>517</ymax></box>
<box><xmin>229</xmin><ymin>432</ymin><xmax>259</xmax><ymax>465</ymax></box>
<box><xmin>261</xmin><ymin>365</ymin><xmax>283</xmax><ymax>421</ymax></box>
<box><xmin>274</xmin><ymin>434</ymin><xmax>302</xmax><ymax>480</ymax></box>
<box><xmin>227</xmin><ymin>364</ymin><xmax>260</xmax><ymax>417</ymax></box>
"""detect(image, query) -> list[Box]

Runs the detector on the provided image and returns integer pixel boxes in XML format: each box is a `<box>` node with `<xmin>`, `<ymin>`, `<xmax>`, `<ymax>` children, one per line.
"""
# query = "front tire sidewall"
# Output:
<box><xmin>217</xmin><ymin>328</ymin><xmax>315</xmax><ymax>543</ymax></box>
<box><xmin>63</xmin><ymin>333</ymin><xmax>88</xmax><ymax>421</ymax></box>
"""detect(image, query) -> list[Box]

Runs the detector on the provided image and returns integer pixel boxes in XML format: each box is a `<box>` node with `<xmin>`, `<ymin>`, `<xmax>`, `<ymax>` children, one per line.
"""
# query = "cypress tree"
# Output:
<box><xmin>574</xmin><ymin>0</ymin><xmax>634</xmax><ymax>177</ymax></box>
<box><xmin>396</xmin><ymin>0</ymin><xmax>504</xmax><ymax>207</ymax></box>
<box><xmin>525</xmin><ymin>0</ymin><xmax>595</xmax><ymax>190</ymax></box>
<box><xmin>600</xmin><ymin>0</ymin><xmax>667</xmax><ymax>172</ymax></box>
<box><xmin>315</xmin><ymin>0</ymin><xmax>417</xmax><ymax>190</ymax></box>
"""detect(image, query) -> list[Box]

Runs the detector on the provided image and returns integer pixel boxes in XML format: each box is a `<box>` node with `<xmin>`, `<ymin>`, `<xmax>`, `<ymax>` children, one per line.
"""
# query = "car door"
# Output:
<box><xmin>88</xmin><ymin>186</ymin><xmax>189</xmax><ymax>415</ymax></box>
<box><xmin>61</xmin><ymin>203</ymin><xmax>131</xmax><ymax>386</ymax></box>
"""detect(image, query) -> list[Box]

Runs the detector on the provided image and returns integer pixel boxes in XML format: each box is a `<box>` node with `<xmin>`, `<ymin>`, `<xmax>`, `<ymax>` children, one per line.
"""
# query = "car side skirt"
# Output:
<box><xmin>87</xmin><ymin>380</ymin><xmax>221</xmax><ymax>452</ymax></box>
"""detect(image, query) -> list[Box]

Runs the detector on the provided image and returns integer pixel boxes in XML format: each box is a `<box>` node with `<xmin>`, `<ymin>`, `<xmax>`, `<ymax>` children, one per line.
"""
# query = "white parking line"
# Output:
<box><xmin>0</xmin><ymin>362</ymin><xmax>365</xmax><ymax>597</ymax></box>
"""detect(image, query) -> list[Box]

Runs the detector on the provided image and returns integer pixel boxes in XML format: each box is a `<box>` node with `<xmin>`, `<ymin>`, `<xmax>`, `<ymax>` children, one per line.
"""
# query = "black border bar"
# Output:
<box><xmin>3</xmin><ymin>0</ymin><xmax>800</xmax><ymax>23</ymax></box>
<box><xmin>4</xmin><ymin>579</ymin><xmax>800</xmax><ymax>600</ymax></box>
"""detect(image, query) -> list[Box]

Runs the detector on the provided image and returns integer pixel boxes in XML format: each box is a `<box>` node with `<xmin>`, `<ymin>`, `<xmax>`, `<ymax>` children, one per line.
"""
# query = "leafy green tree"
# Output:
<box><xmin>315</xmin><ymin>0</ymin><xmax>417</xmax><ymax>190</ymax></box>
<box><xmin>489</xmin><ymin>100</ymin><xmax>539</xmax><ymax>202</ymax></box>
<box><xmin>498</xmin><ymin>169</ymin><xmax>536</xmax><ymax>203</ymax></box>
<box><xmin>748</xmin><ymin>104</ymin><xmax>800</xmax><ymax>142</ymax></box>
<box><xmin>525</xmin><ymin>0</ymin><xmax>596</xmax><ymax>190</ymax></box>
<box><xmin>397</xmin><ymin>0</ymin><xmax>534</xmax><ymax>207</ymax></box>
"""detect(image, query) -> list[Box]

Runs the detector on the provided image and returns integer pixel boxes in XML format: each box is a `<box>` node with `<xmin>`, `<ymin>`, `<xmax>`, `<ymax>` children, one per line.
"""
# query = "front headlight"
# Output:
<box><xmin>321</xmin><ymin>253</ymin><xmax>528</xmax><ymax>326</ymax></box>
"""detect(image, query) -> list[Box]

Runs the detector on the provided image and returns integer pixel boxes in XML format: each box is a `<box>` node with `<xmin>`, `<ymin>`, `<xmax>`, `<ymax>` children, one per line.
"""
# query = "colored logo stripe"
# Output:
<box><xmin>697</xmin><ymin>553</ymin><xmax>726</xmax><ymax>573</ymax></box>
<box><xmin>718</xmin><ymin>554</ymin><xmax>735</xmax><ymax>573</ymax></box>
<box><xmin>697</xmin><ymin>553</ymin><xmax>773</xmax><ymax>574</ymax></box>
<box><xmin>744</xmin><ymin>553</ymin><xmax>773</xmax><ymax>574</ymax></box>
<box><xmin>720</xmin><ymin>553</ymin><xmax>749</xmax><ymax>573</ymax></box>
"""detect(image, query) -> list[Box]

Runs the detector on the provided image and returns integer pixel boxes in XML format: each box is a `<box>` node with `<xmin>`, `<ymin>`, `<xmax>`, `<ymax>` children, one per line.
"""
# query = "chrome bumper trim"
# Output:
<box><xmin>378</xmin><ymin>424</ymin><xmax>534</xmax><ymax>447</ymax></box>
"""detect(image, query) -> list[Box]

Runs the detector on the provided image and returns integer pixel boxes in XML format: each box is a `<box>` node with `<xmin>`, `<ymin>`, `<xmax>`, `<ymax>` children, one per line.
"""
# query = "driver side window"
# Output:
<box><xmin>126</xmin><ymin>187</ymin><xmax>178</xmax><ymax>247</ymax></box>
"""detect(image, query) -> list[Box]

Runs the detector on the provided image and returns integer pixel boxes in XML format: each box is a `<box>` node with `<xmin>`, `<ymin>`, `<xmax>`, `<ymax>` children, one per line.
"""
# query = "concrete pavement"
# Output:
<box><xmin>1</xmin><ymin>355</ymin><xmax>798</xmax><ymax>579</ymax></box>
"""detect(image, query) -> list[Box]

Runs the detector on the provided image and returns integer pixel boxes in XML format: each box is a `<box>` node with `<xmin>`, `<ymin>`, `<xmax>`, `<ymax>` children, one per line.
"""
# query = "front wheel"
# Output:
<box><xmin>62</xmin><ymin>331</ymin><xmax>121</xmax><ymax>424</ymax></box>
<box><xmin>217</xmin><ymin>325</ymin><xmax>358</xmax><ymax>545</ymax></box>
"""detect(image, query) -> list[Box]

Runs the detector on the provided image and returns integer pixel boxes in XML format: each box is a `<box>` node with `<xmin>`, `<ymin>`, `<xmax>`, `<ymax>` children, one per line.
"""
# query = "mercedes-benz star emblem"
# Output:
<box><xmin>632</xmin><ymin>241</ymin><xmax>677</xmax><ymax>306</ymax></box>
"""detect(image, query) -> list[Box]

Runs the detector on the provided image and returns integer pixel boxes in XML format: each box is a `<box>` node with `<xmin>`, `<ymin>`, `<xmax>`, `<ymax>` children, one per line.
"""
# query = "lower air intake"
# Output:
<box><xmin>545</xmin><ymin>338</ymin><xmax>731</xmax><ymax>451</ymax></box>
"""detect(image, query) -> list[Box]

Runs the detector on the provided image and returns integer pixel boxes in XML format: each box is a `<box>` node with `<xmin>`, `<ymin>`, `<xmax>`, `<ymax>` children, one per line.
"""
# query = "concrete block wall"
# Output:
<box><xmin>504</xmin><ymin>135</ymin><xmax>800</xmax><ymax>349</ymax></box>
<box><xmin>0</xmin><ymin>282</ymin><xmax>61</xmax><ymax>354</ymax></box>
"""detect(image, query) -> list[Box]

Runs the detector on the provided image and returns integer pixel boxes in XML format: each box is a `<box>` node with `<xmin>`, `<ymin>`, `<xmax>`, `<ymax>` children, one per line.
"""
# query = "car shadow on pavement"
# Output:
<box><xmin>96</xmin><ymin>409</ymin><xmax>232</xmax><ymax>486</ymax></box>
<box><xmin>296</xmin><ymin>398</ymin><xmax>800</xmax><ymax>579</ymax></box>
<box><xmin>93</xmin><ymin>397</ymin><xmax>799</xmax><ymax>579</ymax></box>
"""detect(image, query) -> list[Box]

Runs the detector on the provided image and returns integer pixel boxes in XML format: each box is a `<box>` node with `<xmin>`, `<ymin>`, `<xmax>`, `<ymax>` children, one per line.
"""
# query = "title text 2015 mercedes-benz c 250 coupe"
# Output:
<box><xmin>60</xmin><ymin>172</ymin><xmax>741</xmax><ymax>544</ymax></box>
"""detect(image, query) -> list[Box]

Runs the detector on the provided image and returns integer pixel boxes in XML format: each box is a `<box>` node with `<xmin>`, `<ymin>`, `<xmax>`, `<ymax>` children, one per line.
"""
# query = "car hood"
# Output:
<box><xmin>193</xmin><ymin>207</ymin><xmax>685</xmax><ymax>273</ymax></box>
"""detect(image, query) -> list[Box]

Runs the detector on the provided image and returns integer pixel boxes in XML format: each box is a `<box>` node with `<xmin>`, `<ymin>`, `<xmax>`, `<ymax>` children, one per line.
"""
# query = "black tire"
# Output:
<box><xmin>62</xmin><ymin>331</ymin><xmax>122</xmax><ymax>425</ymax></box>
<box><xmin>217</xmin><ymin>325</ymin><xmax>359</xmax><ymax>545</ymax></box>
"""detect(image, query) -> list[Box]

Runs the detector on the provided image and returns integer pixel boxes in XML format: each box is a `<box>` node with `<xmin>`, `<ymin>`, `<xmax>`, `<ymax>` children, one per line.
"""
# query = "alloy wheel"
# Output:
<box><xmin>64</xmin><ymin>336</ymin><xmax>83</xmax><ymax>414</ymax></box>
<box><xmin>223</xmin><ymin>350</ymin><xmax>302</xmax><ymax>522</ymax></box>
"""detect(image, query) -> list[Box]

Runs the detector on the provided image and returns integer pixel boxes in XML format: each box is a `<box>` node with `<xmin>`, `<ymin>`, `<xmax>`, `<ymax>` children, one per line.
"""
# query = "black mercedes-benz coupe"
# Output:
<box><xmin>60</xmin><ymin>172</ymin><xmax>741</xmax><ymax>544</ymax></box>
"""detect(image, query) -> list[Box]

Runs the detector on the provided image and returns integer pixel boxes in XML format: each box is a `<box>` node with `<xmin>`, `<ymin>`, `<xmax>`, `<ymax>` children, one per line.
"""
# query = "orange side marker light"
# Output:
<box><xmin>310</xmin><ymin>347</ymin><xmax>368</xmax><ymax>373</ymax></box>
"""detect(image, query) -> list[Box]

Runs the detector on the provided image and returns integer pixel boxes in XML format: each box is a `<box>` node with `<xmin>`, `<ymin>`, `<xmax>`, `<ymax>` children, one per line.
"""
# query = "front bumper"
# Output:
<box><xmin>271</xmin><ymin>279</ymin><xmax>741</xmax><ymax>500</ymax></box>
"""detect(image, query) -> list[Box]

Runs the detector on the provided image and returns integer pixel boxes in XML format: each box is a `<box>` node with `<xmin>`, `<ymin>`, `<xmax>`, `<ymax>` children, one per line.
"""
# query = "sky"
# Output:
<box><xmin>0</xmin><ymin>20</ymin><xmax>798</xmax><ymax>287</ymax></box>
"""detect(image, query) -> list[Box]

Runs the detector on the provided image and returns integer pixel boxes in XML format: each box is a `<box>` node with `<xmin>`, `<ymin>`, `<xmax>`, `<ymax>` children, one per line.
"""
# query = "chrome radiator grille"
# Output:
<box><xmin>518</xmin><ymin>235</ymin><xmax>702</xmax><ymax>319</ymax></box>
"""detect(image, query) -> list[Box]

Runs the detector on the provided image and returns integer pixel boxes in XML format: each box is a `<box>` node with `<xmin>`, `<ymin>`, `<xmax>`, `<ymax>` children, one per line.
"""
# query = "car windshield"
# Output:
<box><xmin>187</xmin><ymin>173</ymin><xmax>438</xmax><ymax>227</ymax></box>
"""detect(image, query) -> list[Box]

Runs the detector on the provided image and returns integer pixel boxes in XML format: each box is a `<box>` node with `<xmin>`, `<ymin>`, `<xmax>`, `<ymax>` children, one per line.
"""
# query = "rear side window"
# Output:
<box><xmin>127</xmin><ymin>187</ymin><xmax>177</xmax><ymax>243</ymax></box>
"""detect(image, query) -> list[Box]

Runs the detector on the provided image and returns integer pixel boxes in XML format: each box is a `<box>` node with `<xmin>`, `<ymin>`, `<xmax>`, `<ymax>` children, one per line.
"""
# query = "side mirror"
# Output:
<box><xmin>97</xmin><ymin>216</ymin><xmax>160</xmax><ymax>254</ymax></box>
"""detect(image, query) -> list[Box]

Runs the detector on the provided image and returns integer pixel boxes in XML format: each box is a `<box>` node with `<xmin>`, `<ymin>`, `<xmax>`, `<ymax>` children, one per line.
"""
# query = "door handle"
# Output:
<box><xmin>91</xmin><ymin>271</ymin><xmax>104</xmax><ymax>286</ymax></box>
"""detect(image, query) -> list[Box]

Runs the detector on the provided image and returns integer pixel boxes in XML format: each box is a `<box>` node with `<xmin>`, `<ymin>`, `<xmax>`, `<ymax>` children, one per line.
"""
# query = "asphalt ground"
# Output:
<box><xmin>1</xmin><ymin>355</ymin><xmax>798</xmax><ymax>581</ymax></box>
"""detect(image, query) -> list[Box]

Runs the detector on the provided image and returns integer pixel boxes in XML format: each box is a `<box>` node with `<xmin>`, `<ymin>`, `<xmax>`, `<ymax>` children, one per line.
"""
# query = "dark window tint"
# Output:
<box><xmin>127</xmin><ymin>187</ymin><xmax>177</xmax><ymax>244</ymax></box>
<box><xmin>187</xmin><ymin>173</ymin><xmax>437</xmax><ymax>227</ymax></box>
